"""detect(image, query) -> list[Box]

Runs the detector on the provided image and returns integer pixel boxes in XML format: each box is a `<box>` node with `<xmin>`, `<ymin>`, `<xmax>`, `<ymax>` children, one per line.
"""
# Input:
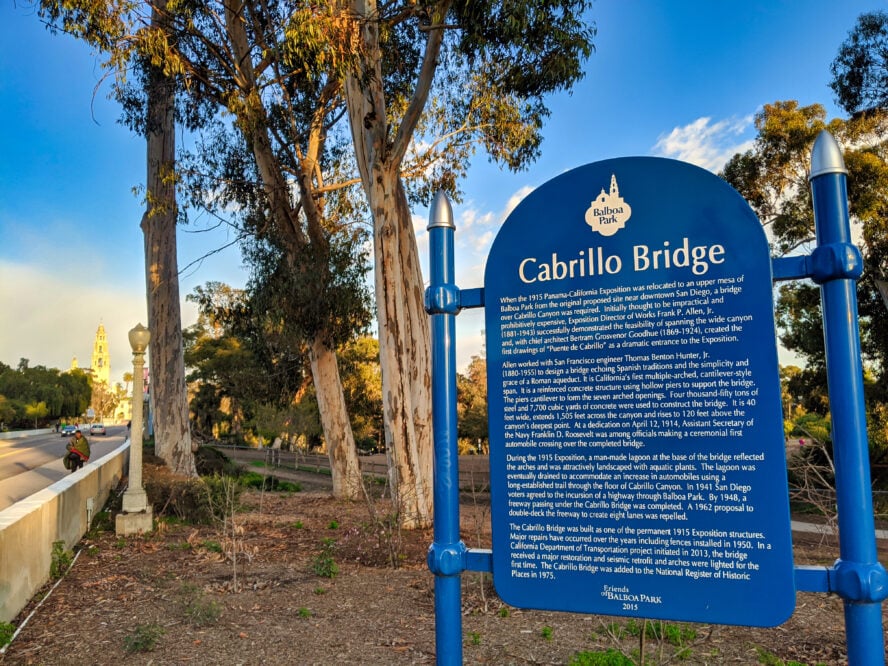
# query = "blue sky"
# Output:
<box><xmin>1</xmin><ymin>1</ymin><xmax>883</xmax><ymax>383</ymax></box>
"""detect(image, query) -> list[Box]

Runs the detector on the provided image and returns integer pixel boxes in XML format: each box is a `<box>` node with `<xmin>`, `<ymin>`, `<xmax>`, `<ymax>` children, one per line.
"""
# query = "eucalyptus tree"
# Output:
<box><xmin>721</xmin><ymin>101</ymin><xmax>888</xmax><ymax>452</ymax></box>
<box><xmin>831</xmin><ymin>11</ymin><xmax>888</xmax><ymax>116</ymax></box>
<box><xmin>34</xmin><ymin>0</ymin><xmax>595</xmax><ymax>523</ymax></box>
<box><xmin>342</xmin><ymin>1</ymin><xmax>596</xmax><ymax>526</ymax></box>
<box><xmin>37</xmin><ymin>0</ymin><xmax>372</xmax><ymax>497</ymax></box>
<box><xmin>141</xmin><ymin>0</ymin><xmax>197</xmax><ymax>476</ymax></box>
<box><xmin>37</xmin><ymin>0</ymin><xmax>196</xmax><ymax>474</ymax></box>
<box><xmin>183</xmin><ymin>6</ymin><xmax>373</xmax><ymax>500</ymax></box>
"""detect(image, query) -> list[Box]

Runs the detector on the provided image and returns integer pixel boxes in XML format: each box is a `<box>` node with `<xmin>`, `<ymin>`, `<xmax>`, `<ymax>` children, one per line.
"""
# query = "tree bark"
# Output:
<box><xmin>309</xmin><ymin>336</ymin><xmax>363</xmax><ymax>498</ymax></box>
<box><xmin>344</xmin><ymin>0</ymin><xmax>436</xmax><ymax>528</ymax></box>
<box><xmin>372</xmin><ymin>175</ymin><xmax>434</xmax><ymax>528</ymax></box>
<box><xmin>224</xmin><ymin>0</ymin><xmax>361</xmax><ymax>498</ymax></box>
<box><xmin>141</xmin><ymin>0</ymin><xmax>196</xmax><ymax>477</ymax></box>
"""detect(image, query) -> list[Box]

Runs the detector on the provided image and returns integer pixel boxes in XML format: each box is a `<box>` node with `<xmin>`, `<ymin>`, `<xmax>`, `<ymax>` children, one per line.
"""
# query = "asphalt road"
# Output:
<box><xmin>0</xmin><ymin>426</ymin><xmax>128</xmax><ymax>511</ymax></box>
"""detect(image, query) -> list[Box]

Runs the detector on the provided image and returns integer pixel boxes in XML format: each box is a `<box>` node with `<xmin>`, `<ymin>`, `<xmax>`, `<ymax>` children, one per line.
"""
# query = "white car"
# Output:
<box><xmin>89</xmin><ymin>423</ymin><xmax>106</xmax><ymax>436</ymax></box>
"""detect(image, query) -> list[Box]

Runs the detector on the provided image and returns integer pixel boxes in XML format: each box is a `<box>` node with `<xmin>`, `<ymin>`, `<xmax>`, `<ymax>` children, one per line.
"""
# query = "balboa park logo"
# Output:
<box><xmin>585</xmin><ymin>174</ymin><xmax>631</xmax><ymax>236</ymax></box>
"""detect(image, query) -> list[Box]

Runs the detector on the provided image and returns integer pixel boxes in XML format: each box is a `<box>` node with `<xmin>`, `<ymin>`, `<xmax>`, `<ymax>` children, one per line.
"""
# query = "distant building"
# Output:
<box><xmin>70</xmin><ymin>322</ymin><xmax>133</xmax><ymax>423</ymax></box>
<box><xmin>91</xmin><ymin>323</ymin><xmax>110</xmax><ymax>386</ymax></box>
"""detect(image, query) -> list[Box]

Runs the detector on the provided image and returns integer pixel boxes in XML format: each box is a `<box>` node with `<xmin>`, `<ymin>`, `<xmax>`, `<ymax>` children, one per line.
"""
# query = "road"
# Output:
<box><xmin>0</xmin><ymin>426</ymin><xmax>128</xmax><ymax>511</ymax></box>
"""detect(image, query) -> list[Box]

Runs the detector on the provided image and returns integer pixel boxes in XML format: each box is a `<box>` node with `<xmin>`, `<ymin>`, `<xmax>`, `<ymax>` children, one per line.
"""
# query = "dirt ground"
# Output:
<box><xmin>1</xmin><ymin>461</ymin><xmax>886</xmax><ymax>666</ymax></box>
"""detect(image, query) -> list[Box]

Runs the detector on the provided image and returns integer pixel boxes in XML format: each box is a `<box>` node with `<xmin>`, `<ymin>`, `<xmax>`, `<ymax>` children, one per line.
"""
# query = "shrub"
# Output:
<box><xmin>49</xmin><ymin>541</ymin><xmax>72</xmax><ymax>579</ymax></box>
<box><xmin>236</xmin><ymin>471</ymin><xmax>300</xmax><ymax>492</ymax></box>
<box><xmin>311</xmin><ymin>538</ymin><xmax>339</xmax><ymax>578</ymax></box>
<box><xmin>195</xmin><ymin>446</ymin><xmax>240</xmax><ymax>476</ymax></box>
<box><xmin>184</xmin><ymin>597</ymin><xmax>222</xmax><ymax>627</ymax></box>
<box><xmin>0</xmin><ymin>622</ymin><xmax>15</xmax><ymax>648</ymax></box>
<box><xmin>123</xmin><ymin>623</ymin><xmax>164</xmax><ymax>653</ymax></box>
<box><xmin>144</xmin><ymin>464</ymin><xmax>220</xmax><ymax>524</ymax></box>
<box><xmin>88</xmin><ymin>510</ymin><xmax>114</xmax><ymax>536</ymax></box>
<box><xmin>202</xmin><ymin>540</ymin><xmax>223</xmax><ymax>553</ymax></box>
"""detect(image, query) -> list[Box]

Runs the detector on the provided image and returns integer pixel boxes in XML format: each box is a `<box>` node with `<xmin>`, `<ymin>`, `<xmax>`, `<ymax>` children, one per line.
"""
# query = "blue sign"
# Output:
<box><xmin>484</xmin><ymin>158</ymin><xmax>795</xmax><ymax>626</ymax></box>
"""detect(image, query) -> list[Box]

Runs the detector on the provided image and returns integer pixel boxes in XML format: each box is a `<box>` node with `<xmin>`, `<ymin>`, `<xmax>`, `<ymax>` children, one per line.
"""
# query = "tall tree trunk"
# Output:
<box><xmin>344</xmin><ymin>0</ymin><xmax>436</xmax><ymax>528</ymax></box>
<box><xmin>141</xmin><ymin>0</ymin><xmax>196</xmax><ymax>477</ymax></box>
<box><xmin>309</xmin><ymin>336</ymin><xmax>363</xmax><ymax>498</ymax></box>
<box><xmin>372</xmin><ymin>175</ymin><xmax>434</xmax><ymax>528</ymax></box>
<box><xmin>224</xmin><ymin>0</ymin><xmax>361</xmax><ymax>497</ymax></box>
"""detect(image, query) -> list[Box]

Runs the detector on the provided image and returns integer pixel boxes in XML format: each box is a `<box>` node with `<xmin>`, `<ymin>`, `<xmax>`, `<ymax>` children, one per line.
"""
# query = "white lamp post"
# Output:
<box><xmin>116</xmin><ymin>323</ymin><xmax>154</xmax><ymax>535</ymax></box>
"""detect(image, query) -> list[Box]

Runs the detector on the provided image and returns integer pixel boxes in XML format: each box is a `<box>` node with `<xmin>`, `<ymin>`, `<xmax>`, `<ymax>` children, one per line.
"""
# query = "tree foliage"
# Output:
<box><xmin>722</xmin><ymin>100</ymin><xmax>888</xmax><ymax>467</ymax></box>
<box><xmin>89</xmin><ymin>381</ymin><xmax>120</xmax><ymax>422</ymax></box>
<box><xmin>34</xmin><ymin>0</ymin><xmax>595</xmax><ymax>516</ymax></box>
<box><xmin>336</xmin><ymin>337</ymin><xmax>384</xmax><ymax>452</ymax></box>
<box><xmin>25</xmin><ymin>402</ymin><xmax>50</xmax><ymax>428</ymax></box>
<box><xmin>184</xmin><ymin>283</ymin><xmax>305</xmax><ymax>440</ymax></box>
<box><xmin>830</xmin><ymin>11</ymin><xmax>888</xmax><ymax>116</ymax></box>
<box><xmin>184</xmin><ymin>283</ymin><xmax>383</xmax><ymax>451</ymax></box>
<box><xmin>722</xmin><ymin>101</ymin><xmax>888</xmax><ymax>361</ymax></box>
<box><xmin>0</xmin><ymin>361</ymin><xmax>91</xmax><ymax>428</ymax></box>
<box><xmin>457</xmin><ymin>355</ymin><xmax>488</xmax><ymax>450</ymax></box>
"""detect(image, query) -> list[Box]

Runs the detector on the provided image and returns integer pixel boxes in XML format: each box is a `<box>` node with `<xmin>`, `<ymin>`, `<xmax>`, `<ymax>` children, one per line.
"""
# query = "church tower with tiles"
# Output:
<box><xmin>91</xmin><ymin>323</ymin><xmax>110</xmax><ymax>386</ymax></box>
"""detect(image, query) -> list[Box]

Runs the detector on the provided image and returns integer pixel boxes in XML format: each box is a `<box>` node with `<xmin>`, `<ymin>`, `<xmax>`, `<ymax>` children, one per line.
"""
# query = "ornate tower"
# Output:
<box><xmin>91</xmin><ymin>323</ymin><xmax>111</xmax><ymax>386</ymax></box>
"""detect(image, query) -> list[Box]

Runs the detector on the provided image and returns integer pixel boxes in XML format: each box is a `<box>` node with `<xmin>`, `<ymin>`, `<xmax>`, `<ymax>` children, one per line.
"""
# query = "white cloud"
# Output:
<box><xmin>653</xmin><ymin>115</ymin><xmax>755</xmax><ymax>173</ymax></box>
<box><xmin>412</xmin><ymin>185</ymin><xmax>536</xmax><ymax>371</ymax></box>
<box><xmin>503</xmin><ymin>185</ymin><xmax>534</xmax><ymax>219</ymax></box>
<box><xmin>0</xmin><ymin>261</ymin><xmax>149</xmax><ymax>382</ymax></box>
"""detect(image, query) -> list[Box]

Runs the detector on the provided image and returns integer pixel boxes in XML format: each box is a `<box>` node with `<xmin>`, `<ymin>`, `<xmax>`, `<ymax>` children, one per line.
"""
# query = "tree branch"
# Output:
<box><xmin>390</xmin><ymin>0</ymin><xmax>451</xmax><ymax>168</ymax></box>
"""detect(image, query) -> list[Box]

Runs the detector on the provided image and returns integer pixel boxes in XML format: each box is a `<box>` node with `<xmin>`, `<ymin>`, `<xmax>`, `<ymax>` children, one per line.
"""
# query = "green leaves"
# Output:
<box><xmin>722</xmin><ymin>97</ymin><xmax>888</xmax><ymax>430</ymax></box>
<box><xmin>830</xmin><ymin>11</ymin><xmax>888</xmax><ymax>115</ymax></box>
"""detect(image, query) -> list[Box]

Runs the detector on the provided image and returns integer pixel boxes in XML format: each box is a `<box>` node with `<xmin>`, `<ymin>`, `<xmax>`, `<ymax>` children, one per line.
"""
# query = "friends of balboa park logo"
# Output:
<box><xmin>585</xmin><ymin>174</ymin><xmax>631</xmax><ymax>236</ymax></box>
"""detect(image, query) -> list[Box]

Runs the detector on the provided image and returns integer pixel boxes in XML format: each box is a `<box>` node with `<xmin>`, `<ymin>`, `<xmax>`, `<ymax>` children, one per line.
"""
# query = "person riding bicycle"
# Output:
<box><xmin>65</xmin><ymin>430</ymin><xmax>91</xmax><ymax>472</ymax></box>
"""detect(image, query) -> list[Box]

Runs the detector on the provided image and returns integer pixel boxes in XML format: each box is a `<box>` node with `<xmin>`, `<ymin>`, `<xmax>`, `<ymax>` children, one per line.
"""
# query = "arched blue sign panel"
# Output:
<box><xmin>484</xmin><ymin>157</ymin><xmax>795</xmax><ymax>626</ymax></box>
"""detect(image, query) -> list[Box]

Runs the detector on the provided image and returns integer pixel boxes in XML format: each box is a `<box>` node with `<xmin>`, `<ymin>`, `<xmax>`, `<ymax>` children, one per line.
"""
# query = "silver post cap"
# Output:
<box><xmin>809</xmin><ymin>130</ymin><xmax>848</xmax><ymax>180</ymax></box>
<box><xmin>427</xmin><ymin>190</ymin><xmax>455</xmax><ymax>230</ymax></box>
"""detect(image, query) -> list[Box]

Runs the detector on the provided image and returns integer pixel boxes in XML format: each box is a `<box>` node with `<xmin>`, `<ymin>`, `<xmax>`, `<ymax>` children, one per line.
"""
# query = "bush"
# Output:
<box><xmin>0</xmin><ymin>621</ymin><xmax>15</xmax><ymax>648</ymax></box>
<box><xmin>49</xmin><ymin>541</ymin><xmax>72</xmax><ymax>579</ymax></box>
<box><xmin>184</xmin><ymin>596</ymin><xmax>222</xmax><ymax>627</ymax></box>
<box><xmin>144</xmin><ymin>465</ymin><xmax>227</xmax><ymax>524</ymax></box>
<box><xmin>237</xmin><ymin>471</ymin><xmax>301</xmax><ymax>493</ymax></box>
<box><xmin>311</xmin><ymin>538</ymin><xmax>339</xmax><ymax>578</ymax></box>
<box><xmin>123</xmin><ymin>623</ymin><xmax>164</xmax><ymax>653</ymax></box>
<box><xmin>195</xmin><ymin>446</ymin><xmax>240</xmax><ymax>476</ymax></box>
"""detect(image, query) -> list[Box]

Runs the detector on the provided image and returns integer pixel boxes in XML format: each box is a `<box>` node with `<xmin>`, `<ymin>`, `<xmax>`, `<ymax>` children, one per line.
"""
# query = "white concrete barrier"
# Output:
<box><xmin>0</xmin><ymin>429</ymin><xmax>53</xmax><ymax>441</ymax></box>
<box><xmin>0</xmin><ymin>441</ymin><xmax>129</xmax><ymax>622</ymax></box>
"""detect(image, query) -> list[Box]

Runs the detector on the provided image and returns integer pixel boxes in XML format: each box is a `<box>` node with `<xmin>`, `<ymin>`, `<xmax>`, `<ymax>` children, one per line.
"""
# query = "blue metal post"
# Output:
<box><xmin>425</xmin><ymin>191</ymin><xmax>467</xmax><ymax>665</ymax></box>
<box><xmin>809</xmin><ymin>131</ymin><xmax>887</xmax><ymax>665</ymax></box>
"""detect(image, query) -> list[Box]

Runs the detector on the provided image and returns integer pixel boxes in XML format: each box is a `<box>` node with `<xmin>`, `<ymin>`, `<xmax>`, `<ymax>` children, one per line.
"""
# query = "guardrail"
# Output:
<box><xmin>0</xmin><ymin>428</ymin><xmax>53</xmax><ymax>441</ymax></box>
<box><xmin>0</xmin><ymin>441</ymin><xmax>129</xmax><ymax>622</ymax></box>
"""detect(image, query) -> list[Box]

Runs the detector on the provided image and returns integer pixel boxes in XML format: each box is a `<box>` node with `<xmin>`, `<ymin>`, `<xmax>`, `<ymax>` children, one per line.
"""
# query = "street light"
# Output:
<box><xmin>116</xmin><ymin>323</ymin><xmax>153</xmax><ymax>535</ymax></box>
